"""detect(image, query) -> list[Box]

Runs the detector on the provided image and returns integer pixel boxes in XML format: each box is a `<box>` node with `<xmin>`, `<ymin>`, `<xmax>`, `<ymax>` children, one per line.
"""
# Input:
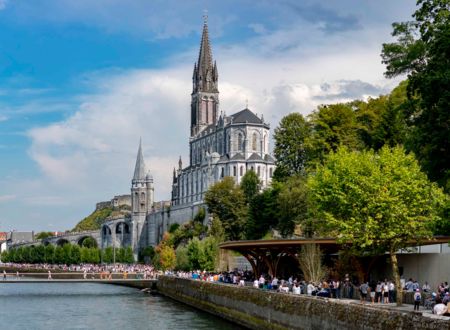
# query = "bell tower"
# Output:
<box><xmin>191</xmin><ymin>14</ymin><xmax>219</xmax><ymax>137</ymax></box>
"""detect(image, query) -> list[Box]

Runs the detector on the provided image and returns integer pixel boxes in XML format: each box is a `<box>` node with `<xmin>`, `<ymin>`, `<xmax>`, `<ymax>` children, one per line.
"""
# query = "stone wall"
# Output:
<box><xmin>156</xmin><ymin>276</ymin><xmax>450</xmax><ymax>330</ymax></box>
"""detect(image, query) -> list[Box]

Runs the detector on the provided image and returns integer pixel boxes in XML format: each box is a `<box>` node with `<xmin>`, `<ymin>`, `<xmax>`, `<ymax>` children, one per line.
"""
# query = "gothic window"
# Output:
<box><xmin>263</xmin><ymin>134</ymin><xmax>267</xmax><ymax>153</ymax></box>
<box><xmin>269</xmin><ymin>167</ymin><xmax>273</xmax><ymax>178</ymax></box>
<box><xmin>227</xmin><ymin>134</ymin><xmax>231</xmax><ymax>153</ymax></box>
<box><xmin>233</xmin><ymin>166</ymin><xmax>237</xmax><ymax>177</ymax></box>
<box><xmin>252</xmin><ymin>133</ymin><xmax>257</xmax><ymax>151</ymax></box>
<box><xmin>237</xmin><ymin>133</ymin><xmax>243</xmax><ymax>151</ymax></box>
<box><xmin>257</xmin><ymin>166</ymin><xmax>261</xmax><ymax>176</ymax></box>
<box><xmin>221</xmin><ymin>167</ymin><xmax>224</xmax><ymax>178</ymax></box>
<box><xmin>218</xmin><ymin>134</ymin><xmax>223</xmax><ymax>154</ymax></box>
<box><xmin>240</xmin><ymin>166</ymin><xmax>243</xmax><ymax>176</ymax></box>
<box><xmin>134</xmin><ymin>192</ymin><xmax>138</xmax><ymax>212</ymax></box>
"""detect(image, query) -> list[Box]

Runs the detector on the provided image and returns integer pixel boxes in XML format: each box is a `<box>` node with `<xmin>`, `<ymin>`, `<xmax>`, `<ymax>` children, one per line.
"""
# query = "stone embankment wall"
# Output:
<box><xmin>157</xmin><ymin>276</ymin><xmax>450</xmax><ymax>330</ymax></box>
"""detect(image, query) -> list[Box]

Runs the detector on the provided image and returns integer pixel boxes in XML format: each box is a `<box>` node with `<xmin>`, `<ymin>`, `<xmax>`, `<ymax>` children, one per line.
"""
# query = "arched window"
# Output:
<box><xmin>257</xmin><ymin>166</ymin><xmax>261</xmax><ymax>176</ymax></box>
<box><xmin>237</xmin><ymin>133</ymin><xmax>243</xmax><ymax>151</ymax></box>
<box><xmin>263</xmin><ymin>134</ymin><xmax>267</xmax><ymax>153</ymax></box>
<box><xmin>227</xmin><ymin>134</ymin><xmax>231</xmax><ymax>153</ymax></box>
<box><xmin>134</xmin><ymin>192</ymin><xmax>138</xmax><ymax>212</ymax></box>
<box><xmin>221</xmin><ymin>167</ymin><xmax>224</xmax><ymax>178</ymax></box>
<box><xmin>252</xmin><ymin>133</ymin><xmax>257</xmax><ymax>151</ymax></box>
<box><xmin>240</xmin><ymin>166</ymin><xmax>243</xmax><ymax>176</ymax></box>
<box><xmin>269</xmin><ymin>168</ymin><xmax>273</xmax><ymax>178</ymax></box>
<box><xmin>233</xmin><ymin>166</ymin><xmax>237</xmax><ymax>177</ymax></box>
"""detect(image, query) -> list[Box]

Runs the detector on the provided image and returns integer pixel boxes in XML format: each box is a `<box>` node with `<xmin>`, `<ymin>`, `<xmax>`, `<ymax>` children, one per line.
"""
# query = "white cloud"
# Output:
<box><xmin>0</xmin><ymin>114</ymin><xmax>8</xmax><ymax>122</ymax></box>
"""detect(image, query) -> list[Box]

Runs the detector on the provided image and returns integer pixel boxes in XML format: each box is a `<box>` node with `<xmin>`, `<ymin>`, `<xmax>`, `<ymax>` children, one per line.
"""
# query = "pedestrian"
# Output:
<box><xmin>360</xmin><ymin>282</ymin><xmax>369</xmax><ymax>304</ymax></box>
<box><xmin>3</xmin><ymin>270</ymin><xmax>6</xmax><ymax>280</ymax></box>
<box><xmin>414</xmin><ymin>289</ymin><xmax>421</xmax><ymax>311</ymax></box>
<box><xmin>48</xmin><ymin>270</ymin><xmax>52</xmax><ymax>280</ymax></box>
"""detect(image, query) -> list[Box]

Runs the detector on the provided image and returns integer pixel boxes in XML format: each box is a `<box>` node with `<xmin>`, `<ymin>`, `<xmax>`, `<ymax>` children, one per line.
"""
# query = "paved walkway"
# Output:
<box><xmin>336</xmin><ymin>298</ymin><xmax>449</xmax><ymax>321</ymax></box>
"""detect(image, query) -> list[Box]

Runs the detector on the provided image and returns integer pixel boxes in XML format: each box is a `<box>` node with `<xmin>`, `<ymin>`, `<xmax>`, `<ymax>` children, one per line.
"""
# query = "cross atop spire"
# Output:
<box><xmin>133</xmin><ymin>138</ymin><xmax>146</xmax><ymax>182</ymax></box>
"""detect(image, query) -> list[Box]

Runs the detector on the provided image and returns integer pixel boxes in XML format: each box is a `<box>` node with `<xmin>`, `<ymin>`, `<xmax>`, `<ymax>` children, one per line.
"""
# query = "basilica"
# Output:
<box><xmin>101</xmin><ymin>18</ymin><xmax>276</xmax><ymax>258</ymax></box>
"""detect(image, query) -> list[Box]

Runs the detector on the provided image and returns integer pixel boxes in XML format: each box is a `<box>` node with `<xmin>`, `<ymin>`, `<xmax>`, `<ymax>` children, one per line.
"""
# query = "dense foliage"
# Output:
<box><xmin>1</xmin><ymin>243</ymin><xmax>134</xmax><ymax>264</ymax></box>
<box><xmin>382</xmin><ymin>0</ymin><xmax>450</xmax><ymax>190</ymax></box>
<box><xmin>308</xmin><ymin>146</ymin><xmax>446</xmax><ymax>304</ymax></box>
<box><xmin>72</xmin><ymin>205</ymin><xmax>131</xmax><ymax>232</ymax></box>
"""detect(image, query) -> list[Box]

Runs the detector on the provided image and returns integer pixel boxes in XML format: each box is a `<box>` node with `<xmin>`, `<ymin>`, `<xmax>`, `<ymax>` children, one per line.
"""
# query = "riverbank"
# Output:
<box><xmin>156</xmin><ymin>276</ymin><xmax>450</xmax><ymax>330</ymax></box>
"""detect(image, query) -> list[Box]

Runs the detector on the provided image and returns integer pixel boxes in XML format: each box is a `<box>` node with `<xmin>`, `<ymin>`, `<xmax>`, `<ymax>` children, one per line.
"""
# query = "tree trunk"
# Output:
<box><xmin>390</xmin><ymin>252</ymin><xmax>402</xmax><ymax>306</ymax></box>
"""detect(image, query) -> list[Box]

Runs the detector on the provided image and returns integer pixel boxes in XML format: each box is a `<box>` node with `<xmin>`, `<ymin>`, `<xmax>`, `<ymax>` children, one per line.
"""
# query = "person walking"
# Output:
<box><xmin>414</xmin><ymin>289</ymin><xmax>421</xmax><ymax>311</ymax></box>
<box><xmin>47</xmin><ymin>270</ymin><xmax>52</xmax><ymax>280</ymax></box>
<box><xmin>3</xmin><ymin>270</ymin><xmax>6</xmax><ymax>280</ymax></box>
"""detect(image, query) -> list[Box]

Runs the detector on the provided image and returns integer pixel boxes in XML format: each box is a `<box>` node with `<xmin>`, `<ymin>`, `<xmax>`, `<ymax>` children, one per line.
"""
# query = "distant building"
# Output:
<box><xmin>96</xmin><ymin>195</ymin><xmax>132</xmax><ymax>211</ymax></box>
<box><xmin>6</xmin><ymin>231</ymin><xmax>35</xmax><ymax>250</ymax></box>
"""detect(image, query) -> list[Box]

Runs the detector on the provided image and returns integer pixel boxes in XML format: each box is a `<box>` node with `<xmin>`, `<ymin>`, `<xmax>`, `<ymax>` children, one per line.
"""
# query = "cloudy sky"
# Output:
<box><xmin>0</xmin><ymin>0</ymin><xmax>414</xmax><ymax>231</ymax></box>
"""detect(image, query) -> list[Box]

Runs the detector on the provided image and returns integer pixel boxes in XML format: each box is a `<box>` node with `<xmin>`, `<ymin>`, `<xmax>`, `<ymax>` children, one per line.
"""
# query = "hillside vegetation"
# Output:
<box><xmin>72</xmin><ymin>205</ymin><xmax>130</xmax><ymax>232</ymax></box>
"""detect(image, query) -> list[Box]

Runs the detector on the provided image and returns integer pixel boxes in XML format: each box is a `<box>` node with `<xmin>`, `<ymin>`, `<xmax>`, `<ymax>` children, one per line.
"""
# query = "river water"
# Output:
<box><xmin>0</xmin><ymin>282</ymin><xmax>242</xmax><ymax>329</ymax></box>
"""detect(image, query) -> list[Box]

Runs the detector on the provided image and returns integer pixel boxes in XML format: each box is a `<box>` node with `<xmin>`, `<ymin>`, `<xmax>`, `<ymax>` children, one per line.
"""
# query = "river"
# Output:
<box><xmin>0</xmin><ymin>282</ymin><xmax>243</xmax><ymax>329</ymax></box>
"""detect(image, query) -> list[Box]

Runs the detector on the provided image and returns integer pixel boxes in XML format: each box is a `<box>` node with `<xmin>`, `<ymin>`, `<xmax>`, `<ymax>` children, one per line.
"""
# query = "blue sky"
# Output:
<box><xmin>0</xmin><ymin>0</ymin><xmax>415</xmax><ymax>231</ymax></box>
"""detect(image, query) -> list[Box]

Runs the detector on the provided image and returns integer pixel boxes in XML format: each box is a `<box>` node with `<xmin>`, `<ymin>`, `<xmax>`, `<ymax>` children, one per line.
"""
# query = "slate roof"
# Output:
<box><xmin>230</xmin><ymin>108</ymin><xmax>263</xmax><ymax>124</ymax></box>
<box><xmin>264</xmin><ymin>154</ymin><xmax>276</xmax><ymax>163</ymax></box>
<box><xmin>218</xmin><ymin>154</ymin><xmax>229</xmax><ymax>163</ymax></box>
<box><xmin>247</xmin><ymin>153</ymin><xmax>264</xmax><ymax>161</ymax></box>
<box><xmin>133</xmin><ymin>140</ymin><xmax>146</xmax><ymax>181</ymax></box>
<box><xmin>230</xmin><ymin>153</ymin><xmax>245</xmax><ymax>161</ymax></box>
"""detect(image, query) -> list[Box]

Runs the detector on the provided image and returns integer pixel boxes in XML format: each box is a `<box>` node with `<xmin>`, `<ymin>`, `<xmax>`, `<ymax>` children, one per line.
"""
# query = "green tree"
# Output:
<box><xmin>35</xmin><ymin>232</ymin><xmax>54</xmax><ymax>240</ymax></box>
<box><xmin>204</xmin><ymin>177</ymin><xmax>247</xmax><ymax>241</ymax></box>
<box><xmin>44</xmin><ymin>245</ymin><xmax>55</xmax><ymax>263</ymax></box>
<box><xmin>277</xmin><ymin>175</ymin><xmax>309</xmax><ymax>237</ymax></box>
<box><xmin>102</xmin><ymin>247</ymin><xmax>114</xmax><ymax>264</ymax></box>
<box><xmin>153</xmin><ymin>233</ymin><xmax>176</xmax><ymax>270</ymax></box>
<box><xmin>54</xmin><ymin>246</ymin><xmax>65</xmax><ymax>264</ymax></box>
<box><xmin>186</xmin><ymin>237</ymin><xmax>202</xmax><ymax>270</ymax></box>
<box><xmin>175</xmin><ymin>245</ymin><xmax>190</xmax><ymax>270</ymax></box>
<box><xmin>308</xmin><ymin>103</ymin><xmax>363</xmax><ymax>164</ymax></box>
<box><xmin>381</xmin><ymin>0</ymin><xmax>450</xmax><ymax>190</ymax></box>
<box><xmin>273</xmin><ymin>113</ymin><xmax>311</xmax><ymax>181</ymax></box>
<box><xmin>246</xmin><ymin>184</ymin><xmax>281</xmax><ymax>239</ymax></box>
<box><xmin>240</xmin><ymin>170</ymin><xmax>261</xmax><ymax>204</ymax></box>
<box><xmin>208</xmin><ymin>217</ymin><xmax>226</xmax><ymax>243</ymax></box>
<box><xmin>124</xmin><ymin>247</ymin><xmax>134</xmax><ymax>264</ymax></box>
<box><xmin>71</xmin><ymin>245</ymin><xmax>81</xmax><ymax>264</ymax></box>
<box><xmin>308</xmin><ymin>146</ymin><xmax>446</xmax><ymax>305</ymax></box>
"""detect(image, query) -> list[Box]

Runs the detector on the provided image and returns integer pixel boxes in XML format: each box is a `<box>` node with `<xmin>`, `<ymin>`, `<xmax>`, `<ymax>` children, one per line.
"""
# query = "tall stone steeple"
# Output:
<box><xmin>130</xmin><ymin>139</ymin><xmax>154</xmax><ymax>259</ymax></box>
<box><xmin>191</xmin><ymin>14</ymin><xmax>219</xmax><ymax>137</ymax></box>
<box><xmin>131</xmin><ymin>139</ymin><xmax>153</xmax><ymax>215</ymax></box>
<box><xmin>132</xmin><ymin>139</ymin><xmax>146</xmax><ymax>183</ymax></box>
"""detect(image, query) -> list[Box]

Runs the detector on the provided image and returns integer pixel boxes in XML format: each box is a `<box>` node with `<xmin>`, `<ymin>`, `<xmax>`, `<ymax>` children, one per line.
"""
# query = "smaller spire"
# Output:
<box><xmin>133</xmin><ymin>138</ymin><xmax>146</xmax><ymax>181</ymax></box>
<box><xmin>178</xmin><ymin>156</ymin><xmax>182</xmax><ymax>170</ymax></box>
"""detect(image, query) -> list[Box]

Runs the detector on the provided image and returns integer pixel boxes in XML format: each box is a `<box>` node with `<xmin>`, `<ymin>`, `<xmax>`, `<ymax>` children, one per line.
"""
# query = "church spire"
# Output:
<box><xmin>193</xmin><ymin>14</ymin><xmax>218</xmax><ymax>94</ymax></box>
<box><xmin>133</xmin><ymin>139</ymin><xmax>146</xmax><ymax>182</ymax></box>
<box><xmin>190</xmin><ymin>14</ymin><xmax>220</xmax><ymax>139</ymax></box>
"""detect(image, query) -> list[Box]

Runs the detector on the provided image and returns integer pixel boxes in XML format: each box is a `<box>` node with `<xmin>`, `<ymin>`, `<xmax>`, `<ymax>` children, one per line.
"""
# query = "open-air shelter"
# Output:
<box><xmin>219</xmin><ymin>237</ymin><xmax>450</xmax><ymax>279</ymax></box>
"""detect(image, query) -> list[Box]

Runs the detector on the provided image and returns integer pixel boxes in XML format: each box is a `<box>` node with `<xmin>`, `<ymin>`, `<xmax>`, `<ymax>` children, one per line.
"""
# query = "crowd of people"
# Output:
<box><xmin>2</xmin><ymin>262</ymin><xmax>449</xmax><ymax>316</ymax></box>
